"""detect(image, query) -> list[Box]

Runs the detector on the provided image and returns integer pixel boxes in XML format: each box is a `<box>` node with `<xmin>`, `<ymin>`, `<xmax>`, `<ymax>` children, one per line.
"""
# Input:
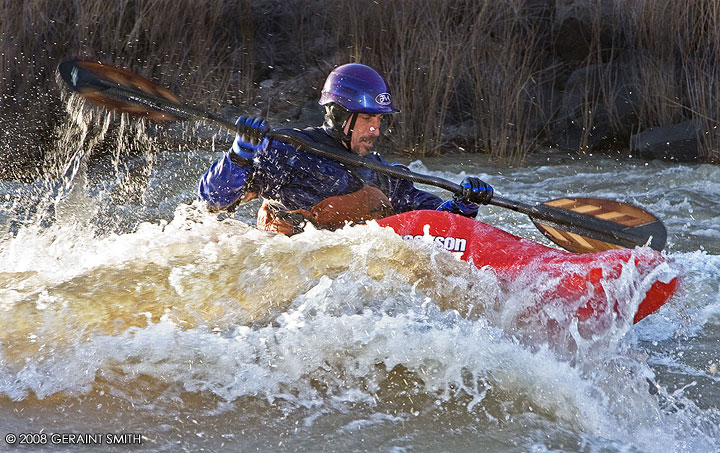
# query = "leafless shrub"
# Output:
<box><xmin>606</xmin><ymin>0</ymin><xmax>720</xmax><ymax>160</ymax></box>
<box><xmin>464</xmin><ymin>1</ymin><xmax>551</xmax><ymax>161</ymax></box>
<box><xmin>3</xmin><ymin>0</ymin><xmax>720</xmax><ymax>167</ymax></box>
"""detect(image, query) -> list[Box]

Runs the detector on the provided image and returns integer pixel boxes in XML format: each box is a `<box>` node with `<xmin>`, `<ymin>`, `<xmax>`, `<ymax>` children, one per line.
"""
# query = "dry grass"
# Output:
<box><xmin>2</xmin><ymin>0</ymin><xmax>720</xmax><ymax>171</ymax></box>
<box><xmin>464</xmin><ymin>1</ymin><xmax>551</xmax><ymax>161</ymax></box>
<box><xmin>0</xmin><ymin>0</ymin><xmax>256</xmax><ymax>106</ymax></box>
<box><xmin>610</xmin><ymin>0</ymin><xmax>720</xmax><ymax>160</ymax></box>
<box><xmin>328</xmin><ymin>1</ymin><xmax>476</xmax><ymax>155</ymax></box>
<box><xmin>327</xmin><ymin>1</ymin><xmax>555</xmax><ymax>159</ymax></box>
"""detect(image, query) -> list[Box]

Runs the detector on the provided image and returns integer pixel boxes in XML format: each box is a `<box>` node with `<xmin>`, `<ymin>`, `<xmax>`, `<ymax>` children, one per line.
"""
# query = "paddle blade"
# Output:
<box><xmin>533</xmin><ymin>197</ymin><xmax>667</xmax><ymax>253</ymax></box>
<box><xmin>58</xmin><ymin>59</ymin><xmax>182</xmax><ymax>122</ymax></box>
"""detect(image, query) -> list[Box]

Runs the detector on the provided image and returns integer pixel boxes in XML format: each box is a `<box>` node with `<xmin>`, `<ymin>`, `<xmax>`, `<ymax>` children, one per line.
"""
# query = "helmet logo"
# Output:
<box><xmin>375</xmin><ymin>93</ymin><xmax>392</xmax><ymax>106</ymax></box>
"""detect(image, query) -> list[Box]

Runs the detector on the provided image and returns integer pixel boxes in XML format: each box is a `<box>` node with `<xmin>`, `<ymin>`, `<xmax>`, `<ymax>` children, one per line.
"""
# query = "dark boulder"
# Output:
<box><xmin>552</xmin><ymin>0</ymin><xmax>623</xmax><ymax>64</ymax></box>
<box><xmin>630</xmin><ymin>120</ymin><xmax>702</xmax><ymax>162</ymax></box>
<box><xmin>549</xmin><ymin>55</ymin><xmax>641</xmax><ymax>152</ymax></box>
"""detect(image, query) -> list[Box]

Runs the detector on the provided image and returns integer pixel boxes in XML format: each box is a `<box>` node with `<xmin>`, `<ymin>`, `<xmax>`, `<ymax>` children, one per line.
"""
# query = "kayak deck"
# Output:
<box><xmin>377</xmin><ymin>211</ymin><xmax>679</xmax><ymax>324</ymax></box>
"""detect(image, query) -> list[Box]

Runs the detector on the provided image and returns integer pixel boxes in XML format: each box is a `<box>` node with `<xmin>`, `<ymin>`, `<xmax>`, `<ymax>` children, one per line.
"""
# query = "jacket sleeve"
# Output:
<box><xmin>381</xmin><ymin>161</ymin><xmax>444</xmax><ymax>213</ymax></box>
<box><xmin>197</xmin><ymin>152</ymin><xmax>253</xmax><ymax>211</ymax></box>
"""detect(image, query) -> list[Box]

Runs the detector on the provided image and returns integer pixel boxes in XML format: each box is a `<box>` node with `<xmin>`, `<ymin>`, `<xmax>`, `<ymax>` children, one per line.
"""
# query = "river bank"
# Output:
<box><xmin>2</xmin><ymin>0</ymin><xmax>720</xmax><ymax>182</ymax></box>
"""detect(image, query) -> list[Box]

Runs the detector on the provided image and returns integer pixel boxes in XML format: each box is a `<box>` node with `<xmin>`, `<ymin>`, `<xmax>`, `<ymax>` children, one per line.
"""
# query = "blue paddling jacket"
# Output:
<box><xmin>198</xmin><ymin>127</ymin><xmax>446</xmax><ymax>216</ymax></box>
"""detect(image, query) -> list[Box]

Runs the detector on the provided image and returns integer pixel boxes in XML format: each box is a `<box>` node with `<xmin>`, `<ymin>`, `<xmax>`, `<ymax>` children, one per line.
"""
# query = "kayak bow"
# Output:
<box><xmin>378</xmin><ymin>211</ymin><xmax>678</xmax><ymax>324</ymax></box>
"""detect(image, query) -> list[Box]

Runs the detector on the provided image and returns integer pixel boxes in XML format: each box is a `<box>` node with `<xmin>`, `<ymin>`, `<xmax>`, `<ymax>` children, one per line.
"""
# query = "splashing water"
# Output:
<box><xmin>0</xmin><ymin>111</ymin><xmax>718</xmax><ymax>451</ymax></box>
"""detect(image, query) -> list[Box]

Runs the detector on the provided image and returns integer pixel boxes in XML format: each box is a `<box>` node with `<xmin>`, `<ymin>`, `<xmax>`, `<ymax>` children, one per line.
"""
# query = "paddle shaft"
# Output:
<box><xmin>64</xmin><ymin>64</ymin><xmax>663</xmax><ymax>250</ymax></box>
<box><xmin>271</xmin><ymin>141</ymin><xmax>657</xmax><ymax>248</ymax></box>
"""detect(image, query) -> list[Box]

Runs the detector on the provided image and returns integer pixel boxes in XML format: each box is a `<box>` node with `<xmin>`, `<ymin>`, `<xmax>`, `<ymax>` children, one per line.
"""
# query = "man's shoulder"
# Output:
<box><xmin>257</xmin><ymin>127</ymin><xmax>341</xmax><ymax>166</ymax></box>
<box><xmin>264</xmin><ymin>126</ymin><xmax>349</xmax><ymax>163</ymax></box>
<box><xmin>272</xmin><ymin>126</ymin><xmax>338</xmax><ymax>148</ymax></box>
<box><xmin>256</xmin><ymin>127</ymin><xmax>317</xmax><ymax>157</ymax></box>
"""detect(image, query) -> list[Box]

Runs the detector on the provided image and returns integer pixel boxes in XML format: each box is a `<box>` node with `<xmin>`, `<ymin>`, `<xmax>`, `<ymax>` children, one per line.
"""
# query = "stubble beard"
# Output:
<box><xmin>353</xmin><ymin>135</ymin><xmax>376</xmax><ymax>156</ymax></box>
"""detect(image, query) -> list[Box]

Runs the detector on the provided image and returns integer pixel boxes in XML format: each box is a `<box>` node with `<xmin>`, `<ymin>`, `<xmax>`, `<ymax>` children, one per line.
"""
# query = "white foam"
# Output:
<box><xmin>1</xmin><ymin>153</ymin><xmax>719</xmax><ymax>450</ymax></box>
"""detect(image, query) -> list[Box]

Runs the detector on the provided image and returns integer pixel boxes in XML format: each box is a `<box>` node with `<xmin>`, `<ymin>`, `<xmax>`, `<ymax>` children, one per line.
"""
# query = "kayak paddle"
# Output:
<box><xmin>57</xmin><ymin>59</ymin><xmax>668</xmax><ymax>253</ymax></box>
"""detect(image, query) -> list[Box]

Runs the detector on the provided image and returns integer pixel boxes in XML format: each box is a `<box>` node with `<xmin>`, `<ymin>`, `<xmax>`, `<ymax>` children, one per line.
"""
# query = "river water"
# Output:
<box><xmin>0</xmin><ymin>115</ymin><xmax>719</xmax><ymax>452</ymax></box>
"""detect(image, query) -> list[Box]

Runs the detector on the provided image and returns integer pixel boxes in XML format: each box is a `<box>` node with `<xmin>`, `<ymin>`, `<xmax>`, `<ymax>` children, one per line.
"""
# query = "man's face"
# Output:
<box><xmin>345</xmin><ymin>113</ymin><xmax>384</xmax><ymax>156</ymax></box>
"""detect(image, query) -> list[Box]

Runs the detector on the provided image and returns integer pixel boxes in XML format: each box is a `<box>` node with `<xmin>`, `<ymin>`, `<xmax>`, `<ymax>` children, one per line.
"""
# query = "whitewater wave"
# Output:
<box><xmin>0</xmin><ymin>204</ymin><xmax>715</xmax><ymax>450</ymax></box>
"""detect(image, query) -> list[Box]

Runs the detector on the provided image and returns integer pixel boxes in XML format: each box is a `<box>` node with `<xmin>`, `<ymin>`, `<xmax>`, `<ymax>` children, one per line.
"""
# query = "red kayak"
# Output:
<box><xmin>377</xmin><ymin>210</ymin><xmax>678</xmax><ymax>324</ymax></box>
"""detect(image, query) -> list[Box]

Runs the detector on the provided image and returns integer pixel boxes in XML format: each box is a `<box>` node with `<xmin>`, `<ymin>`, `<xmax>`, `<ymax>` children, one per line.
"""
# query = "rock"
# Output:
<box><xmin>549</xmin><ymin>51</ymin><xmax>642</xmax><ymax>152</ymax></box>
<box><xmin>552</xmin><ymin>0</ymin><xmax>622</xmax><ymax>63</ymax></box>
<box><xmin>295</xmin><ymin>101</ymin><xmax>325</xmax><ymax>128</ymax></box>
<box><xmin>441</xmin><ymin>119</ymin><xmax>476</xmax><ymax>151</ymax></box>
<box><xmin>630</xmin><ymin>120</ymin><xmax>702</xmax><ymax>161</ymax></box>
<box><xmin>553</xmin><ymin>16</ymin><xmax>594</xmax><ymax>62</ymax></box>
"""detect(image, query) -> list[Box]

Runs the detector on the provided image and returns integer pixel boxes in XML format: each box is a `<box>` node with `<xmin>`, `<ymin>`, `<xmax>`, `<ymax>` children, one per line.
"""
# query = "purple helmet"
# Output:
<box><xmin>319</xmin><ymin>63</ymin><xmax>399</xmax><ymax>114</ymax></box>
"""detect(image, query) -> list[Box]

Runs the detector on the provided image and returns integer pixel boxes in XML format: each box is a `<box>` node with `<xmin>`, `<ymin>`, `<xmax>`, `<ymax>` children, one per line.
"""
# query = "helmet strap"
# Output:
<box><xmin>342</xmin><ymin>112</ymin><xmax>359</xmax><ymax>149</ymax></box>
<box><xmin>322</xmin><ymin>104</ymin><xmax>359</xmax><ymax>150</ymax></box>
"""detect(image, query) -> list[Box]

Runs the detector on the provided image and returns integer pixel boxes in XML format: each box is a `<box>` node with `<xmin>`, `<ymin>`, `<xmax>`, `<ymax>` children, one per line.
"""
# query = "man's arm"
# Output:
<box><xmin>382</xmin><ymin>160</ymin><xmax>492</xmax><ymax>218</ymax></box>
<box><xmin>197</xmin><ymin>153</ymin><xmax>254</xmax><ymax>211</ymax></box>
<box><xmin>197</xmin><ymin>116</ymin><xmax>268</xmax><ymax>211</ymax></box>
<box><xmin>378</xmin><ymin>160</ymin><xmax>444</xmax><ymax>213</ymax></box>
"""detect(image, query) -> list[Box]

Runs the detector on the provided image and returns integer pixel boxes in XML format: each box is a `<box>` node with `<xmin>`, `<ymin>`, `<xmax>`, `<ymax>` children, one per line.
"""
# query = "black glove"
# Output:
<box><xmin>458</xmin><ymin>176</ymin><xmax>493</xmax><ymax>204</ymax></box>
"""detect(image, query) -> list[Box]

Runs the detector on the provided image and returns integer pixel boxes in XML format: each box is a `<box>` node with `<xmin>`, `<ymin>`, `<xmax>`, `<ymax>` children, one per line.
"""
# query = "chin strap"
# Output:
<box><xmin>342</xmin><ymin>112</ymin><xmax>359</xmax><ymax>149</ymax></box>
<box><xmin>322</xmin><ymin>104</ymin><xmax>359</xmax><ymax>150</ymax></box>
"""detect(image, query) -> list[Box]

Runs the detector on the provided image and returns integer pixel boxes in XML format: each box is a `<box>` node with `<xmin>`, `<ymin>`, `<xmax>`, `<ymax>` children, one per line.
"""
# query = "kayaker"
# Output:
<box><xmin>197</xmin><ymin>63</ymin><xmax>493</xmax><ymax>234</ymax></box>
